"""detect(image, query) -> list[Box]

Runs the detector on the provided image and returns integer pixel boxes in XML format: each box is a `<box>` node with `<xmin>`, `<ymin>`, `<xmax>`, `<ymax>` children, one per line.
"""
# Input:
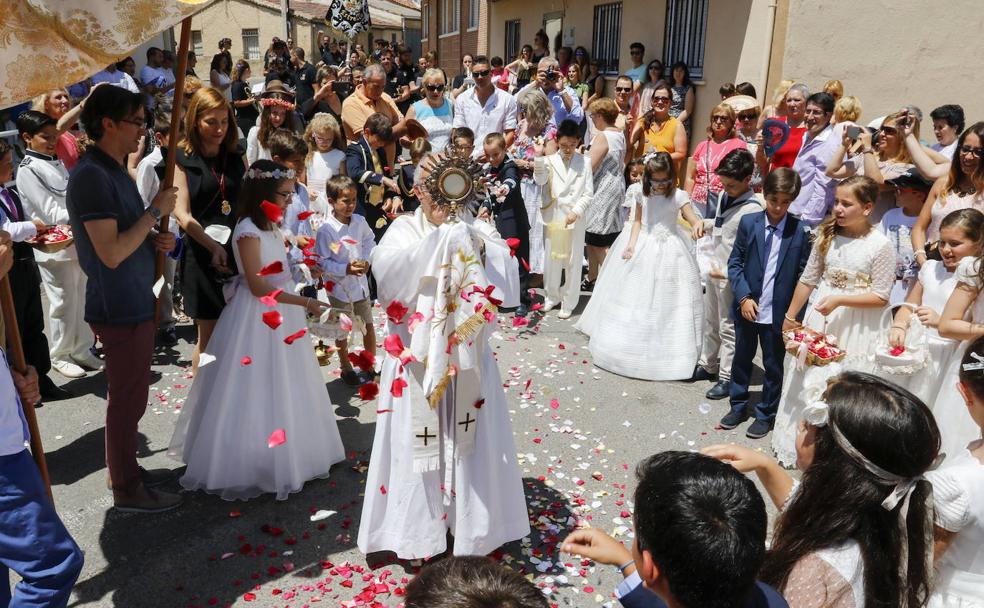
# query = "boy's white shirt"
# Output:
<box><xmin>532</xmin><ymin>151</ymin><xmax>594</xmax><ymax>218</ymax></box>
<box><xmin>314</xmin><ymin>212</ymin><xmax>376</xmax><ymax>303</ymax></box>
<box><xmin>15</xmin><ymin>152</ymin><xmax>73</xmax><ymax>262</ymax></box>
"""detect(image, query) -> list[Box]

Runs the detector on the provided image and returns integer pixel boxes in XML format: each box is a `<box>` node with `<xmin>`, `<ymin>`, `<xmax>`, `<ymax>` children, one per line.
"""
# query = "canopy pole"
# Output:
<box><xmin>0</xmin><ymin>276</ymin><xmax>52</xmax><ymax>503</ymax></box>
<box><xmin>155</xmin><ymin>17</ymin><xmax>193</xmax><ymax>321</ymax></box>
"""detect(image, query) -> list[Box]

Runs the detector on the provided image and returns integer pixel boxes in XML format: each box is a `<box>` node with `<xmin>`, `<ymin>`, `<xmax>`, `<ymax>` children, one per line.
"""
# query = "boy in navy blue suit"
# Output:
<box><xmin>725</xmin><ymin>168</ymin><xmax>812</xmax><ymax>438</ymax></box>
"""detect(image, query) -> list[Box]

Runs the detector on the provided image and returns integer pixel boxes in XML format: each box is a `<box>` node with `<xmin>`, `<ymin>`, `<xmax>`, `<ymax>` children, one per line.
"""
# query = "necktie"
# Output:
<box><xmin>0</xmin><ymin>189</ymin><xmax>17</xmax><ymax>220</ymax></box>
<box><xmin>763</xmin><ymin>224</ymin><xmax>778</xmax><ymax>260</ymax></box>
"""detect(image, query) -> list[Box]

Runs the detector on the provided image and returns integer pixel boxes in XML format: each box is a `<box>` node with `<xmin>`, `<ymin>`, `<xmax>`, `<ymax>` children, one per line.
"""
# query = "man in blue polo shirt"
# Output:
<box><xmin>562</xmin><ymin>451</ymin><xmax>788</xmax><ymax>608</ymax></box>
<box><xmin>66</xmin><ymin>85</ymin><xmax>181</xmax><ymax>513</ymax></box>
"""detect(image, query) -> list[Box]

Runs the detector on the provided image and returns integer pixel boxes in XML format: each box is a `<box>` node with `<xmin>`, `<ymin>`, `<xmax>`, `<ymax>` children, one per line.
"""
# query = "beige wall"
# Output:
<box><xmin>486</xmin><ymin>0</ymin><xmax>774</xmax><ymax>152</ymax></box>
<box><xmin>780</xmin><ymin>0</ymin><xmax>984</xmax><ymax>126</ymax></box>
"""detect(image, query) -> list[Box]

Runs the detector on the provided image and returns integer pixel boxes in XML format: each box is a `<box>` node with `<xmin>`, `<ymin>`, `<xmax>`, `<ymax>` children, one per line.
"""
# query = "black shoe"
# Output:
<box><xmin>159</xmin><ymin>327</ymin><xmax>178</xmax><ymax>347</ymax></box>
<box><xmin>39</xmin><ymin>377</ymin><xmax>72</xmax><ymax>402</ymax></box>
<box><xmin>580</xmin><ymin>278</ymin><xmax>595</xmax><ymax>292</ymax></box>
<box><xmin>719</xmin><ymin>410</ymin><xmax>750</xmax><ymax>430</ymax></box>
<box><xmin>688</xmin><ymin>366</ymin><xmax>718</xmax><ymax>383</ymax></box>
<box><xmin>746</xmin><ymin>419</ymin><xmax>773</xmax><ymax>439</ymax></box>
<box><xmin>705</xmin><ymin>380</ymin><xmax>731</xmax><ymax>400</ymax></box>
<box><xmin>106</xmin><ymin>466</ymin><xmax>177</xmax><ymax>490</ymax></box>
<box><xmin>515</xmin><ymin>304</ymin><xmax>530</xmax><ymax>317</ymax></box>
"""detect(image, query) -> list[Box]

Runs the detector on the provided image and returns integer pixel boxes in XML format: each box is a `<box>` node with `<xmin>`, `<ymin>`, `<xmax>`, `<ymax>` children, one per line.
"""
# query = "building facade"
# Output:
<box><xmin>485</xmin><ymin>0</ymin><xmax>984</xmax><ymax>152</ymax></box>
<box><xmin>420</xmin><ymin>0</ymin><xmax>487</xmax><ymax>76</ymax></box>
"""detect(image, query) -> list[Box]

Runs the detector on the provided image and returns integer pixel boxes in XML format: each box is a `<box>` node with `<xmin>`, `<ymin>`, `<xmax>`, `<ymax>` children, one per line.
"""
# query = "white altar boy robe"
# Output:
<box><xmin>357</xmin><ymin>208</ymin><xmax>529</xmax><ymax>559</ymax></box>
<box><xmin>533</xmin><ymin>151</ymin><xmax>594</xmax><ymax>313</ymax></box>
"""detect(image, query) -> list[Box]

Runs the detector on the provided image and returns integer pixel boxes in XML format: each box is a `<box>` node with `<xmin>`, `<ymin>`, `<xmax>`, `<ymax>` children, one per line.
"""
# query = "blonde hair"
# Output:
<box><xmin>772</xmin><ymin>79</ymin><xmax>796</xmax><ymax>107</ymax></box>
<box><xmin>517</xmin><ymin>89</ymin><xmax>554</xmax><ymax>132</ymax></box>
<box><xmin>303</xmin><ymin>112</ymin><xmax>343</xmax><ymax>163</ymax></box>
<box><xmin>184</xmin><ymin>76</ymin><xmax>203</xmax><ymax>97</ymax></box>
<box><xmin>421</xmin><ymin>68</ymin><xmax>446</xmax><ymax>84</ymax></box>
<box><xmin>705</xmin><ymin>103</ymin><xmax>737</xmax><ymax>138</ymax></box>
<box><xmin>180</xmin><ymin>87</ymin><xmax>238</xmax><ymax>155</ymax></box>
<box><xmin>833</xmin><ymin>96</ymin><xmax>862</xmax><ymax>123</ymax></box>
<box><xmin>822</xmin><ymin>79</ymin><xmax>844</xmax><ymax>101</ymax></box>
<box><xmin>882</xmin><ymin>111</ymin><xmax>918</xmax><ymax>164</ymax></box>
<box><xmin>32</xmin><ymin>88</ymin><xmax>69</xmax><ymax>116</ymax></box>
<box><xmin>814</xmin><ymin>175</ymin><xmax>879</xmax><ymax>255</ymax></box>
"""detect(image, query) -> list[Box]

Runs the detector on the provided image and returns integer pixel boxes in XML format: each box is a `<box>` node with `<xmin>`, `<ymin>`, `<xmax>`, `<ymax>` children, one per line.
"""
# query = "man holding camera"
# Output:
<box><xmin>452</xmin><ymin>55</ymin><xmax>518</xmax><ymax>158</ymax></box>
<box><xmin>517</xmin><ymin>57</ymin><xmax>584</xmax><ymax>130</ymax></box>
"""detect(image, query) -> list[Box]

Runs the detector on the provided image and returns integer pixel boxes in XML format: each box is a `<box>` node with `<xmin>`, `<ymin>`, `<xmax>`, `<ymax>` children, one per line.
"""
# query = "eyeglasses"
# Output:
<box><xmin>649</xmin><ymin>178</ymin><xmax>672</xmax><ymax>187</ymax></box>
<box><xmin>615</xmin><ymin>87</ymin><xmax>632</xmax><ymax>93</ymax></box>
<box><xmin>652</xmin><ymin>95</ymin><xmax>671</xmax><ymax>103</ymax></box>
<box><xmin>738</xmin><ymin>111</ymin><xmax>760</xmax><ymax>121</ymax></box>
<box><xmin>471</xmin><ymin>69</ymin><xmax>491</xmax><ymax>78</ymax></box>
<box><xmin>275</xmin><ymin>190</ymin><xmax>294</xmax><ymax>200</ymax></box>
<box><xmin>630</xmin><ymin>51</ymin><xmax>643</xmax><ymax>56</ymax></box>
<box><xmin>117</xmin><ymin>116</ymin><xmax>145</xmax><ymax>127</ymax></box>
<box><xmin>648</xmin><ymin>65</ymin><xmax>662</xmax><ymax>71</ymax></box>
<box><xmin>959</xmin><ymin>145</ymin><xmax>984</xmax><ymax>159</ymax></box>
<box><xmin>575</xmin><ymin>51</ymin><xmax>586</xmax><ymax>57</ymax></box>
<box><xmin>425</xmin><ymin>84</ymin><xmax>446</xmax><ymax>92</ymax></box>
<box><xmin>880</xmin><ymin>126</ymin><xmax>899</xmax><ymax>135</ymax></box>
<box><xmin>711</xmin><ymin>115</ymin><xmax>731</xmax><ymax>123</ymax></box>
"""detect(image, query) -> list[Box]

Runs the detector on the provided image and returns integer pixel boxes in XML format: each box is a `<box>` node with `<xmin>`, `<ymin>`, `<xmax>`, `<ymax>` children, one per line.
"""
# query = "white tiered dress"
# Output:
<box><xmin>931</xmin><ymin>257</ymin><xmax>984</xmax><ymax>462</ymax></box>
<box><xmin>772</xmin><ymin>230</ymin><xmax>895</xmax><ymax>467</ymax></box>
<box><xmin>926</xmin><ymin>442</ymin><xmax>984</xmax><ymax>607</ymax></box>
<box><xmin>168</xmin><ymin>218</ymin><xmax>346</xmax><ymax>500</ymax></box>
<box><xmin>575</xmin><ymin>184</ymin><xmax>703</xmax><ymax>380</ymax></box>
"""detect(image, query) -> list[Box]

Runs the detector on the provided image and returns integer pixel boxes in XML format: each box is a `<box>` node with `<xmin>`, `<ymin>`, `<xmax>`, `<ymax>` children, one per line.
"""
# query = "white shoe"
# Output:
<box><xmin>557</xmin><ymin>309</ymin><xmax>573</xmax><ymax>319</ymax></box>
<box><xmin>542</xmin><ymin>299</ymin><xmax>559</xmax><ymax>312</ymax></box>
<box><xmin>73</xmin><ymin>351</ymin><xmax>105</xmax><ymax>371</ymax></box>
<box><xmin>52</xmin><ymin>359</ymin><xmax>86</xmax><ymax>378</ymax></box>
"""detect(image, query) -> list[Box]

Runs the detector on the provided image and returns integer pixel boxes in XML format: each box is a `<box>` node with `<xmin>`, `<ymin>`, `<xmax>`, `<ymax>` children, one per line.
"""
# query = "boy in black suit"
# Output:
<box><xmin>481</xmin><ymin>132</ymin><xmax>532</xmax><ymax>315</ymax></box>
<box><xmin>725</xmin><ymin>168</ymin><xmax>812</xmax><ymax>439</ymax></box>
<box><xmin>345</xmin><ymin>112</ymin><xmax>399</xmax><ymax>242</ymax></box>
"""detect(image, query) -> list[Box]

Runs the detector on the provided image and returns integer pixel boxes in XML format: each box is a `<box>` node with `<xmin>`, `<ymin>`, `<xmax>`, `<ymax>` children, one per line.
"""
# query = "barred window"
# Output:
<box><xmin>422</xmin><ymin>2</ymin><xmax>430</xmax><ymax>39</ymax></box>
<box><xmin>242</xmin><ymin>28</ymin><xmax>260</xmax><ymax>60</ymax></box>
<box><xmin>505</xmin><ymin>20</ymin><xmax>521</xmax><ymax>62</ymax></box>
<box><xmin>440</xmin><ymin>0</ymin><xmax>460</xmax><ymax>35</ymax></box>
<box><xmin>663</xmin><ymin>0</ymin><xmax>708</xmax><ymax>79</ymax></box>
<box><xmin>468</xmin><ymin>0</ymin><xmax>479</xmax><ymax>30</ymax></box>
<box><xmin>592</xmin><ymin>2</ymin><xmax>622</xmax><ymax>76</ymax></box>
<box><xmin>191</xmin><ymin>30</ymin><xmax>203</xmax><ymax>57</ymax></box>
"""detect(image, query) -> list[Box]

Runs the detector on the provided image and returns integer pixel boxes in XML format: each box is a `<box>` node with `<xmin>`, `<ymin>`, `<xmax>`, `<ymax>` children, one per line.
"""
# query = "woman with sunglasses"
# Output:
<box><xmin>405</xmin><ymin>68</ymin><xmax>453</xmax><ymax>153</ymax></box>
<box><xmin>684</xmin><ymin>103</ymin><xmax>747</xmax><ymax>219</ymax></box>
<box><xmin>635</xmin><ymin>59</ymin><xmax>665</xmax><ymax>105</ymax></box>
<box><xmin>910</xmin><ymin>122</ymin><xmax>984</xmax><ymax>265</ymax></box>
<box><xmin>825</xmin><ymin>111</ymin><xmax>918</xmax><ymax>222</ymax></box>
<box><xmin>630</xmin><ymin>80</ymin><xmax>687</xmax><ymax>169</ymax></box>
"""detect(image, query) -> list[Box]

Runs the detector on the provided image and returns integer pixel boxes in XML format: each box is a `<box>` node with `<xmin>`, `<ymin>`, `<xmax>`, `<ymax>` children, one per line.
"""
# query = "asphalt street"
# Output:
<box><xmin>33</xmin><ymin>299</ymin><xmax>779</xmax><ymax>607</ymax></box>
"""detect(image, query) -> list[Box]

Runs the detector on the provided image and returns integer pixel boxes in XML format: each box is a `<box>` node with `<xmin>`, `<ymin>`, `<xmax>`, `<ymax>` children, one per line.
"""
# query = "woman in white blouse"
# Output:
<box><xmin>704</xmin><ymin>371</ymin><xmax>939</xmax><ymax>608</ymax></box>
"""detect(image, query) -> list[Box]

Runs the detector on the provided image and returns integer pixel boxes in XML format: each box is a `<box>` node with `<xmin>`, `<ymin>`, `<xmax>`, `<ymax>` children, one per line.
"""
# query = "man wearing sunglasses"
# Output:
<box><xmin>452</xmin><ymin>55</ymin><xmax>518</xmax><ymax>158</ymax></box>
<box><xmin>625</xmin><ymin>42</ymin><xmax>647</xmax><ymax>85</ymax></box>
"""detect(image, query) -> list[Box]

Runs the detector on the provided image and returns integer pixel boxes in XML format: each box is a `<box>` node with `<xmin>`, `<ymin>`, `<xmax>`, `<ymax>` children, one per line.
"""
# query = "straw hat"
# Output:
<box><xmin>722</xmin><ymin>95</ymin><xmax>759</xmax><ymax>112</ymax></box>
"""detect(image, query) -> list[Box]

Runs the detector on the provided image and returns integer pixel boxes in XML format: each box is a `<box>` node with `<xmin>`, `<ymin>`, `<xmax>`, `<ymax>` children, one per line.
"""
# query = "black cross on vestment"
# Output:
<box><xmin>416</xmin><ymin>427</ymin><xmax>436</xmax><ymax>446</ymax></box>
<box><xmin>458</xmin><ymin>413</ymin><xmax>475</xmax><ymax>432</ymax></box>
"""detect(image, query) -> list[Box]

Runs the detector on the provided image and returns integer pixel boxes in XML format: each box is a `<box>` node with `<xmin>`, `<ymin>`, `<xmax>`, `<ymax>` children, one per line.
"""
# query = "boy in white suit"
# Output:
<box><xmin>533</xmin><ymin>119</ymin><xmax>594</xmax><ymax>318</ymax></box>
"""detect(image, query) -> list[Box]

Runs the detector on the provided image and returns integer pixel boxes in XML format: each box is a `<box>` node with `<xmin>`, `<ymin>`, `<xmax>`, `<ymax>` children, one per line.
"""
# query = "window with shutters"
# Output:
<box><xmin>468</xmin><ymin>0</ymin><xmax>479</xmax><ymax>30</ymax></box>
<box><xmin>440</xmin><ymin>0</ymin><xmax>460</xmax><ymax>36</ymax></box>
<box><xmin>422</xmin><ymin>2</ymin><xmax>430</xmax><ymax>40</ymax></box>
<box><xmin>505</xmin><ymin>20</ymin><xmax>521</xmax><ymax>62</ymax></box>
<box><xmin>662</xmin><ymin>0</ymin><xmax>709</xmax><ymax>79</ymax></box>
<box><xmin>191</xmin><ymin>30</ymin><xmax>203</xmax><ymax>57</ymax></box>
<box><xmin>591</xmin><ymin>2</ymin><xmax>622</xmax><ymax>76</ymax></box>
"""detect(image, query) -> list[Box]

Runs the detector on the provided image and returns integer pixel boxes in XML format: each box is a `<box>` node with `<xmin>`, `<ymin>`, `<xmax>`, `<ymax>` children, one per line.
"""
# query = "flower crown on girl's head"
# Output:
<box><xmin>260</xmin><ymin>97</ymin><xmax>295</xmax><ymax>110</ymax></box>
<box><xmin>246</xmin><ymin>167</ymin><xmax>296</xmax><ymax>180</ymax></box>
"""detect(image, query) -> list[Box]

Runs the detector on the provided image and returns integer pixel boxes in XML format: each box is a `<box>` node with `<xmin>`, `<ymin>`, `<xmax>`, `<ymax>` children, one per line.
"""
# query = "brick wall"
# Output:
<box><xmin>421</xmin><ymin>0</ymin><xmax>483</xmax><ymax>76</ymax></box>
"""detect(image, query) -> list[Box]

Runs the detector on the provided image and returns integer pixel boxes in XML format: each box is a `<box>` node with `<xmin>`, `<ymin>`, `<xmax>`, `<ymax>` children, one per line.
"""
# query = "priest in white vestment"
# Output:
<box><xmin>357</xmin><ymin>157</ymin><xmax>530</xmax><ymax>560</ymax></box>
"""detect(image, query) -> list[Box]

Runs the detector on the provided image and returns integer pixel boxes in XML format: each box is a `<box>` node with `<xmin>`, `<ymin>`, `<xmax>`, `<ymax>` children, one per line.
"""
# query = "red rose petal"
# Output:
<box><xmin>262</xmin><ymin>310</ymin><xmax>283</xmax><ymax>330</ymax></box>
<box><xmin>257</xmin><ymin>261</ymin><xmax>284</xmax><ymax>276</ymax></box>
<box><xmin>297</xmin><ymin>210</ymin><xmax>316</xmax><ymax>220</ymax></box>
<box><xmin>260</xmin><ymin>200</ymin><xmax>283</xmax><ymax>223</ymax></box>
<box><xmin>385</xmin><ymin>300</ymin><xmax>409</xmax><ymax>324</ymax></box>
<box><xmin>359</xmin><ymin>382</ymin><xmax>379</xmax><ymax>400</ymax></box>
<box><xmin>550</xmin><ymin>398</ymin><xmax>560</xmax><ymax>410</ymax></box>
<box><xmin>379</xmin><ymin>485</ymin><xmax>387</xmax><ymax>495</ymax></box>
<box><xmin>267</xmin><ymin>428</ymin><xmax>286</xmax><ymax>448</ymax></box>
<box><xmin>284</xmin><ymin>328</ymin><xmax>307</xmax><ymax>344</ymax></box>
<box><xmin>259</xmin><ymin>288</ymin><xmax>283</xmax><ymax>307</ymax></box>
<box><xmin>240</xmin><ymin>356</ymin><xmax>252</xmax><ymax>366</ymax></box>
<box><xmin>390</xmin><ymin>377</ymin><xmax>408</xmax><ymax>397</ymax></box>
